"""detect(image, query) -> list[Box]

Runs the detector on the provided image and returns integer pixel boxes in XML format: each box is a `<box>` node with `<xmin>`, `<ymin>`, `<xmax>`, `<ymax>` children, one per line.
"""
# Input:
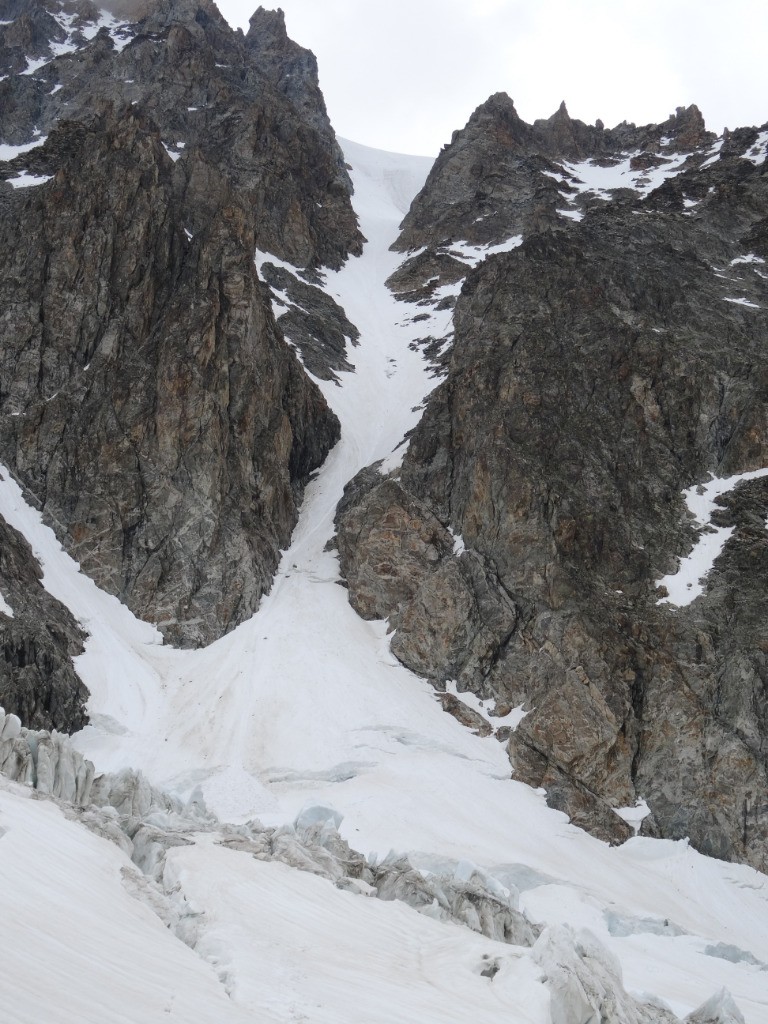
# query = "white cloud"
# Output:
<box><xmin>217</xmin><ymin>0</ymin><xmax>768</xmax><ymax>154</ymax></box>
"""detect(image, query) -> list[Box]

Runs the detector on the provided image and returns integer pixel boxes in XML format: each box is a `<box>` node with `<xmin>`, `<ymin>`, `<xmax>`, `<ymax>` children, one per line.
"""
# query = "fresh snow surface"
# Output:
<box><xmin>657</xmin><ymin>469</ymin><xmax>768</xmax><ymax>605</ymax></box>
<box><xmin>448</xmin><ymin>525</ymin><xmax>466</xmax><ymax>555</ymax></box>
<box><xmin>169</xmin><ymin>838</ymin><xmax>549</xmax><ymax>1024</ymax></box>
<box><xmin>8</xmin><ymin>7</ymin><xmax>133</xmax><ymax>78</ymax></box>
<box><xmin>5</xmin><ymin>171</ymin><xmax>52</xmax><ymax>188</ymax></box>
<box><xmin>731</xmin><ymin>254</ymin><xmax>766</xmax><ymax>266</ymax></box>
<box><xmin>0</xmin><ymin>591</ymin><xmax>13</xmax><ymax>617</ymax></box>
<box><xmin>614</xmin><ymin>799</ymin><xmax>652</xmax><ymax>836</ymax></box>
<box><xmin>442</xmin><ymin>235</ymin><xmax>523</xmax><ymax>266</ymax></box>
<box><xmin>744</xmin><ymin>130</ymin><xmax>768</xmax><ymax>166</ymax></box>
<box><xmin>700</xmin><ymin>138</ymin><xmax>725</xmax><ymax>168</ymax></box>
<box><xmin>20</xmin><ymin>55</ymin><xmax>50</xmax><ymax>75</ymax></box>
<box><xmin>0</xmin><ymin>137</ymin><xmax>46</xmax><ymax>160</ymax></box>
<box><xmin>443</xmin><ymin>678</ymin><xmax>526</xmax><ymax>733</ymax></box>
<box><xmin>2</xmin><ymin>141</ymin><xmax>768</xmax><ymax>1022</ymax></box>
<box><xmin>0</xmin><ymin>780</ymin><xmax>257</xmax><ymax>1024</ymax></box>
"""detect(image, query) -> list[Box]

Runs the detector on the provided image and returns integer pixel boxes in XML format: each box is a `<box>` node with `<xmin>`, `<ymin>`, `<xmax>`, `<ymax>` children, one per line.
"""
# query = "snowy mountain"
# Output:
<box><xmin>2</xmin><ymin>2</ymin><xmax>768</xmax><ymax>1022</ymax></box>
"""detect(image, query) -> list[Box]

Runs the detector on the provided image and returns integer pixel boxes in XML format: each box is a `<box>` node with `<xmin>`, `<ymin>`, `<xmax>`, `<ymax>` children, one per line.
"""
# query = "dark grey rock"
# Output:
<box><xmin>337</xmin><ymin>97</ymin><xmax>768</xmax><ymax>869</ymax></box>
<box><xmin>0</xmin><ymin>505</ymin><xmax>88</xmax><ymax>731</ymax></box>
<box><xmin>0</xmin><ymin>0</ymin><xmax>360</xmax><ymax>645</ymax></box>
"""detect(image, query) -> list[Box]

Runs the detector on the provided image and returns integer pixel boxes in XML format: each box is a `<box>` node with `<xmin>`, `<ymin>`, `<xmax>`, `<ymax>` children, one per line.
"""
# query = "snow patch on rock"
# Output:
<box><xmin>657</xmin><ymin>469</ymin><xmax>768</xmax><ymax>605</ymax></box>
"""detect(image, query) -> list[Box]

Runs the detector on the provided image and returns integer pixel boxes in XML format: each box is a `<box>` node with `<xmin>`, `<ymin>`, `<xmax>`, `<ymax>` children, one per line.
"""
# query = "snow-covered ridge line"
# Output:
<box><xmin>657</xmin><ymin>468</ymin><xmax>768</xmax><ymax>605</ymax></box>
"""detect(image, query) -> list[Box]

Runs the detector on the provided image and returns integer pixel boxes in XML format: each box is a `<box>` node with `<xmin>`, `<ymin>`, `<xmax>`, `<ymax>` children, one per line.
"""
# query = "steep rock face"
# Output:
<box><xmin>0</xmin><ymin>505</ymin><xmax>87</xmax><ymax>731</ymax></box>
<box><xmin>337</xmin><ymin>102</ymin><xmax>768</xmax><ymax>868</ymax></box>
<box><xmin>0</xmin><ymin>0</ymin><xmax>362</xmax><ymax>269</ymax></box>
<box><xmin>395</xmin><ymin>92</ymin><xmax>563</xmax><ymax>252</ymax></box>
<box><xmin>387</xmin><ymin>95</ymin><xmax>725</xmax><ymax>383</ymax></box>
<box><xmin>0</xmin><ymin>0</ymin><xmax>361</xmax><ymax>647</ymax></box>
<box><xmin>0</xmin><ymin>107</ymin><xmax>339</xmax><ymax>645</ymax></box>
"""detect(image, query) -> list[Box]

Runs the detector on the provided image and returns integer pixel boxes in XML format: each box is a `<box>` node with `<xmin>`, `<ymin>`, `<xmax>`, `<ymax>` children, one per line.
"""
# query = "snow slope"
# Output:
<box><xmin>0</xmin><ymin>780</ymin><xmax>258</xmax><ymax>1024</ymax></box>
<box><xmin>2</xmin><ymin>140</ymin><xmax>768</xmax><ymax>1022</ymax></box>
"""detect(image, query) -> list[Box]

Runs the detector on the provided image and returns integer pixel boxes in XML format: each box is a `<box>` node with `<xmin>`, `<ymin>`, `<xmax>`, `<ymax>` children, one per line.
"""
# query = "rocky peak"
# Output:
<box><xmin>0</xmin><ymin>0</ymin><xmax>362</xmax><ymax>267</ymax></box>
<box><xmin>246</xmin><ymin>6</ymin><xmax>348</xmax><ymax>166</ymax></box>
<box><xmin>545</xmin><ymin>99</ymin><xmax>571</xmax><ymax>133</ymax></box>
<box><xmin>395</xmin><ymin>92</ymin><xmax>557</xmax><ymax>251</ymax></box>
<box><xmin>544</xmin><ymin>99</ymin><xmax>571</xmax><ymax>132</ymax></box>
<box><xmin>660</xmin><ymin>103</ymin><xmax>709</xmax><ymax>151</ymax></box>
<box><xmin>0</xmin><ymin>1</ymin><xmax>359</xmax><ymax>653</ymax></box>
<box><xmin>247</xmin><ymin>5</ymin><xmax>290</xmax><ymax>46</ymax></box>
<box><xmin>533</xmin><ymin>99</ymin><xmax>602</xmax><ymax>160</ymax></box>
<box><xmin>465</xmin><ymin>91</ymin><xmax>529</xmax><ymax>140</ymax></box>
<box><xmin>391</xmin><ymin>91</ymin><xmax>723</xmax><ymax>334</ymax></box>
<box><xmin>133</xmin><ymin>0</ymin><xmax>239</xmax><ymax>51</ymax></box>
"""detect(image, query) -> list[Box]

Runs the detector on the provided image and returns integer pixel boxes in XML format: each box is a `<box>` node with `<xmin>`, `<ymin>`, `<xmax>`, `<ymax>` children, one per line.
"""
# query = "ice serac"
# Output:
<box><xmin>0</xmin><ymin>707</ymin><xmax>95</xmax><ymax>802</ymax></box>
<box><xmin>531</xmin><ymin>926</ymin><xmax>678</xmax><ymax>1024</ymax></box>
<box><xmin>337</xmin><ymin>98</ymin><xmax>768</xmax><ymax>869</ymax></box>
<box><xmin>0</xmin><ymin>0</ymin><xmax>363</xmax><ymax>646</ymax></box>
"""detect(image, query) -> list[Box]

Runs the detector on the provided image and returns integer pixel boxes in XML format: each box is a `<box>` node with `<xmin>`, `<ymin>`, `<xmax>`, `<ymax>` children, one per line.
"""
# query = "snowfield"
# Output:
<box><xmin>2</xmin><ymin>139</ymin><xmax>768</xmax><ymax>1023</ymax></box>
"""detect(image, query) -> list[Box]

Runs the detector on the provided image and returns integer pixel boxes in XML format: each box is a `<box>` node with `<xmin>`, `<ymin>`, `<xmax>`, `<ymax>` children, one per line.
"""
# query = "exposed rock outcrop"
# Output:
<box><xmin>337</xmin><ymin>100</ymin><xmax>768</xmax><ymax>869</ymax></box>
<box><xmin>0</xmin><ymin>106</ymin><xmax>339</xmax><ymax>645</ymax></box>
<box><xmin>259</xmin><ymin>259</ymin><xmax>360</xmax><ymax>381</ymax></box>
<box><xmin>0</xmin><ymin>0</ymin><xmax>362</xmax><ymax>269</ymax></box>
<box><xmin>0</xmin><ymin>508</ymin><xmax>88</xmax><ymax>731</ymax></box>
<box><xmin>0</xmin><ymin>0</ymin><xmax>361</xmax><ymax>645</ymax></box>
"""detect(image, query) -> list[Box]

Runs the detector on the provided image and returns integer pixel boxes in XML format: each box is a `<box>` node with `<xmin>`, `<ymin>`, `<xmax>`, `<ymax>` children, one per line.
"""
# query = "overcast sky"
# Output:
<box><xmin>216</xmin><ymin>0</ymin><xmax>768</xmax><ymax>156</ymax></box>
